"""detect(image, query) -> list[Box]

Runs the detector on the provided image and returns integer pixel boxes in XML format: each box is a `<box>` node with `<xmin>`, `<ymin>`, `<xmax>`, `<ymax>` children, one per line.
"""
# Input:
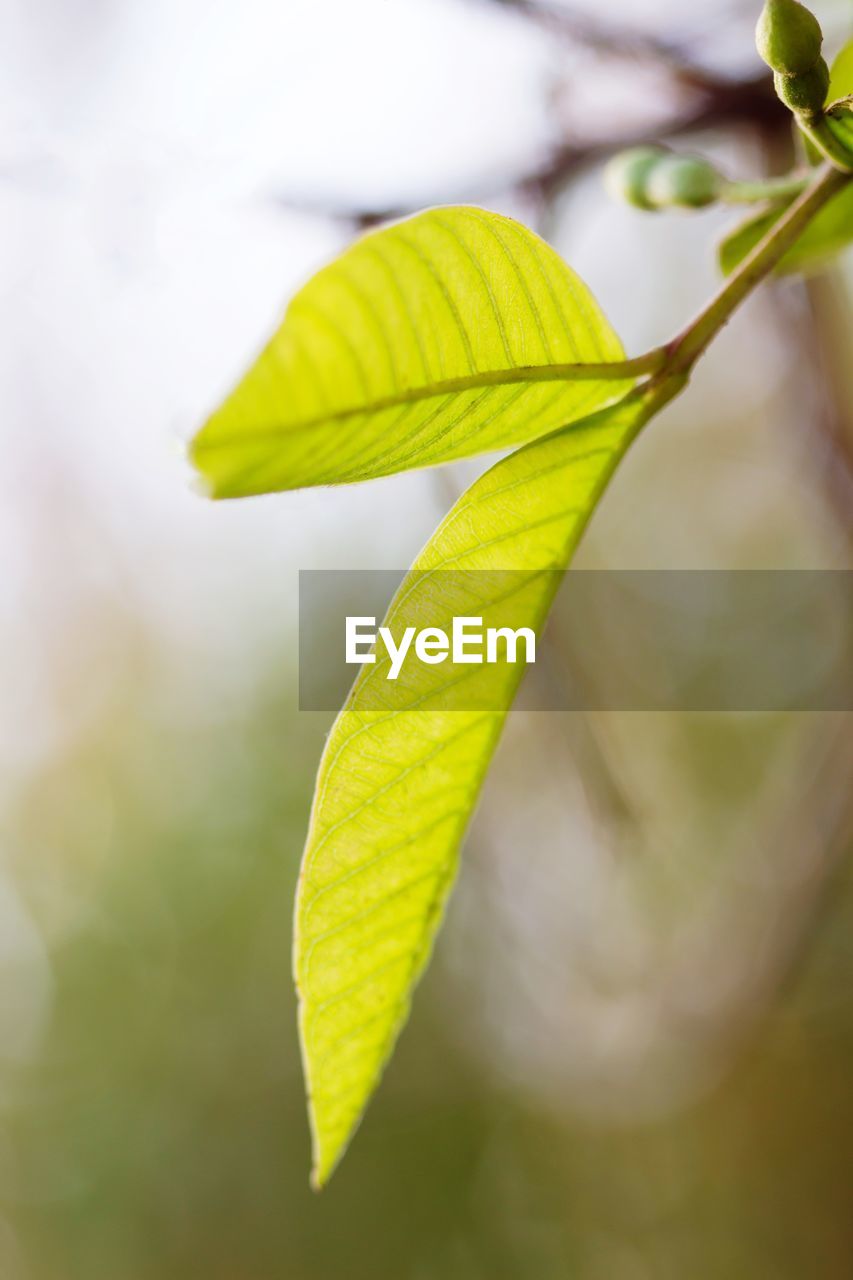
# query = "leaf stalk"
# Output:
<box><xmin>720</xmin><ymin>174</ymin><xmax>809</xmax><ymax>204</ymax></box>
<box><xmin>658</xmin><ymin>162</ymin><xmax>848</xmax><ymax>378</ymax></box>
<box><xmin>796</xmin><ymin>118</ymin><xmax>853</xmax><ymax>171</ymax></box>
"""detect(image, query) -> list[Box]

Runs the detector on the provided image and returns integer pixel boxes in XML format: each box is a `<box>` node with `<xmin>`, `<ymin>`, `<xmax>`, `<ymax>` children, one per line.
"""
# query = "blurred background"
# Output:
<box><xmin>2</xmin><ymin>0</ymin><xmax>853</xmax><ymax>1275</ymax></box>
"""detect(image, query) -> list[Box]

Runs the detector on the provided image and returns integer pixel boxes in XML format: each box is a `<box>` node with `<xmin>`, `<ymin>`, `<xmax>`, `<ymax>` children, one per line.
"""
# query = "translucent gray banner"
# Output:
<box><xmin>298</xmin><ymin>570</ymin><xmax>852</xmax><ymax>712</ymax></box>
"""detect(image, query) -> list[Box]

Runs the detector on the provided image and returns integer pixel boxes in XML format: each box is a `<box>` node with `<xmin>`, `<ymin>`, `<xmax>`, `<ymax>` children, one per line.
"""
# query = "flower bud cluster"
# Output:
<box><xmin>756</xmin><ymin>0</ymin><xmax>828</xmax><ymax>118</ymax></box>
<box><xmin>605</xmin><ymin>147</ymin><xmax>722</xmax><ymax>211</ymax></box>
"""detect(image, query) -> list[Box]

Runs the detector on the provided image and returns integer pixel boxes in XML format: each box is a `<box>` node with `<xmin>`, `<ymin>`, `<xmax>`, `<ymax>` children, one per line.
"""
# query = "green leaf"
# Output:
<box><xmin>191</xmin><ymin>207</ymin><xmax>633</xmax><ymax>497</ymax></box>
<box><xmin>718</xmin><ymin>180</ymin><xmax>853</xmax><ymax>276</ymax></box>
<box><xmin>718</xmin><ymin>205</ymin><xmax>787</xmax><ymax>276</ymax></box>
<box><xmin>828</xmin><ymin>37</ymin><xmax>853</xmax><ymax>100</ymax></box>
<box><xmin>825</xmin><ymin>99</ymin><xmax>853</xmax><ymax>154</ymax></box>
<box><xmin>293</xmin><ymin>392</ymin><xmax>649</xmax><ymax>1186</ymax></box>
<box><xmin>801</xmin><ymin>40</ymin><xmax>853</xmax><ymax>164</ymax></box>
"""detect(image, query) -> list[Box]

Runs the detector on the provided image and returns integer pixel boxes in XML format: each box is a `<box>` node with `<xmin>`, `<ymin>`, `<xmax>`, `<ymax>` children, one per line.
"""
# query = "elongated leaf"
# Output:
<box><xmin>829</xmin><ymin>37</ymin><xmax>853</xmax><ymax>100</ymax></box>
<box><xmin>825</xmin><ymin>99</ymin><xmax>853</xmax><ymax>154</ymax></box>
<box><xmin>191</xmin><ymin>207</ymin><xmax>632</xmax><ymax>497</ymax></box>
<box><xmin>294</xmin><ymin>392</ymin><xmax>648</xmax><ymax>1186</ymax></box>
<box><xmin>718</xmin><ymin>181</ymin><xmax>853</xmax><ymax>276</ymax></box>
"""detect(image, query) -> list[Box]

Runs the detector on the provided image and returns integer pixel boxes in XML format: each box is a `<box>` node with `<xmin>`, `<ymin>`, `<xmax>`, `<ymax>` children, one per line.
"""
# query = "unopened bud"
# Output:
<box><xmin>645</xmin><ymin>155</ymin><xmax>722</xmax><ymax>209</ymax></box>
<box><xmin>756</xmin><ymin>0</ymin><xmax>823</xmax><ymax>76</ymax></box>
<box><xmin>604</xmin><ymin>146</ymin><xmax>670</xmax><ymax>211</ymax></box>
<box><xmin>774</xmin><ymin>57</ymin><xmax>830</xmax><ymax>116</ymax></box>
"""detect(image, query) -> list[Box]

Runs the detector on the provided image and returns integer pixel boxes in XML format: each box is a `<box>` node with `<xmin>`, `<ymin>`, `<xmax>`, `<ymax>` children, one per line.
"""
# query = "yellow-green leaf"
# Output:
<box><xmin>191</xmin><ymin>207</ymin><xmax>632</xmax><ymax>497</ymax></box>
<box><xmin>801</xmin><ymin>40</ymin><xmax>853</xmax><ymax>164</ymax></box>
<box><xmin>293</xmin><ymin>393</ymin><xmax>648</xmax><ymax>1187</ymax></box>
<box><xmin>829</xmin><ymin>36</ymin><xmax>853</xmax><ymax>100</ymax></box>
<box><xmin>825</xmin><ymin>99</ymin><xmax>853</xmax><ymax>154</ymax></box>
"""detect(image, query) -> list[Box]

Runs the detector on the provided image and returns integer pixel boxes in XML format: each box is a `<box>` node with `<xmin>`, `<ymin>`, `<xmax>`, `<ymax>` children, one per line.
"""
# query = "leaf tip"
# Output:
<box><xmin>308</xmin><ymin>1122</ymin><xmax>345</xmax><ymax>1191</ymax></box>
<box><xmin>186</xmin><ymin>421</ymin><xmax>239</xmax><ymax>501</ymax></box>
<box><xmin>188</xmin><ymin>468</ymin><xmax>218</xmax><ymax>501</ymax></box>
<box><xmin>186</xmin><ymin>424</ymin><xmax>214</xmax><ymax>495</ymax></box>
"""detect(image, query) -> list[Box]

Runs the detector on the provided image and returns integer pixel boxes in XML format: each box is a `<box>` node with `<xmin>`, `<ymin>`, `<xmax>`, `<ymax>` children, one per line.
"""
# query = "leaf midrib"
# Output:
<box><xmin>194</xmin><ymin>360</ymin><xmax>639</xmax><ymax>454</ymax></box>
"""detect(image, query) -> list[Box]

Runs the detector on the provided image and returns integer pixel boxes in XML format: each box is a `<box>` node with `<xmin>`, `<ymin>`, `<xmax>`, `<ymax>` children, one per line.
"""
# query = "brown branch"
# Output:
<box><xmin>467</xmin><ymin>0</ymin><xmax>739</xmax><ymax>92</ymax></box>
<box><xmin>271</xmin><ymin>73</ymin><xmax>788</xmax><ymax>229</ymax></box>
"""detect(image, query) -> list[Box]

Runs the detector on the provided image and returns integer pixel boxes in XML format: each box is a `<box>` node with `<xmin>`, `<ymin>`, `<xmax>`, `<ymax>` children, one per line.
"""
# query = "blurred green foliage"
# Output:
<box><xmin>1</xmin><ymin>631</ymin><xmax>851</xmax><ymax>1278</ymax></box>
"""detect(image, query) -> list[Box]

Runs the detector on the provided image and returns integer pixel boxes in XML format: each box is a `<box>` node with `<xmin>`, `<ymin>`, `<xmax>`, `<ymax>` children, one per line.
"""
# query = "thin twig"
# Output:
<box><xmin>469</xmin><ymin>0</ymin><xmax>742</xmax><ymax>92</ymax></box>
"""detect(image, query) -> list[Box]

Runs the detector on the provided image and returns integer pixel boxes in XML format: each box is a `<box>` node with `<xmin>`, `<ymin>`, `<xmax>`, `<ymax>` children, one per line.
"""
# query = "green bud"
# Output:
<box><xmin>604</xmin><ymin>146</ymin><xmax>670</xmax><ymax>211</ymax></box>
<box><xmin>645</xmin><ymin>155</ymin><xmax>722</xmax><ymax>210</ymax></box>
<box><xmin>756</xmin><ymin>0</ymin><xmax>823</xmax><ymax>76</ymax></box>
<box><xmin>773</xmin><ymin>57</ymin><xmax>830</xmax><ymax>116</ymax></box>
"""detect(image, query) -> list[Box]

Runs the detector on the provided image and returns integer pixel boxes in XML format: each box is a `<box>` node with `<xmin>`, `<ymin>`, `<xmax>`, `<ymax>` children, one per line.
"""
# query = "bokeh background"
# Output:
<box><xmin>2</xmin><ymin>0</ymin><xmax>853</xmax><ymax>1276</ymax></box>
